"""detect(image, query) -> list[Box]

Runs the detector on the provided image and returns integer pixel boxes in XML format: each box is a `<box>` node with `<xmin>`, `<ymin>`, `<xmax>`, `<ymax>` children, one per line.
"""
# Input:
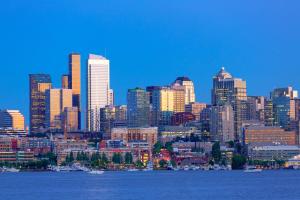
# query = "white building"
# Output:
<box><xmin>87</xmin><ymin>54</ymin><xmax>110</xmax><ymax>132</ymax></box>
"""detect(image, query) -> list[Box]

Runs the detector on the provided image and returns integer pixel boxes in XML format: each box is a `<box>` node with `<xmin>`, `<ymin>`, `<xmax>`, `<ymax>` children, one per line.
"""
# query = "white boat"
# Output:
<box><xmin>244</xmin><ymin>166</ymin><xmax>263</xmax><ymax>173</ymax></box>
<box><xmin>88</xmin><ymin>170</ymin><xmax>104</xmax><ymax>175</ymax></box>
<box><xmin>183</xmin><ymin>165</ymin><xmax>190</xmax><ymax>171</ymax></box>
<box><xmin>143</xmin><ymin>162</ymin><xmax>154</xmax><ymax>171</ymax></box>
<box><xmin>128</xmin><ymin>168</ymin><xmax>139</xmax><ymax>172</ymax></box>
<box><xmin>3</xmin><ymin>167</ymin><xmax>20</xmax><ymax>173</ymax></box>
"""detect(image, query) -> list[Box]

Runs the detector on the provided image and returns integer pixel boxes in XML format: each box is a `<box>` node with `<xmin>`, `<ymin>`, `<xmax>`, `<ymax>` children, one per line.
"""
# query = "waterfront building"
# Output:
<box><xmin>111</xmin><ymin>127</ymin><xmax>158</xmax><ymax>147</ymax></box>
<box><xmin>0</xmin><ymin>110</ymin><xmax>25</xmax><ymax>131</ymax></box>
<box><xmin>86</xmin><ymin>54</ymin><xmax>110</xmax><ymax>132</ymax></box>
<box><xmin>243</xmin><ymin>124</ymin><xmax>297</xmax><ymax>145</ymax></box>
<box><xmin>45</xmin><ymin>89</ymin><xmax>73</xmax><ymax>131</ymax></box>
<box><xmin>127</xmin><ymin>88</ymin><xmax>150</xmax><ymax>127</ymax></box>
<box><xmin>185</xmin><ymin>102</ymin><xmax>207</xmax><ymax>121</ymax></box>
<box><xmin>247</xmin><ymin>145</ymin><xmax>300</xmax><ymax>161</ymax></box>
<box><xmin>210</xmin><ymin>104</ymin><xmax>235</xmax><ymax>144</ymax></box>
<box><xmin>172</xmin><ymin>77</ymin><xmax>195</xmax><ymax>105</ymax></box>
<box><xmin>68</xmin><ymin>53</ymin><xmax>81</xmax><ymax>129</ymax></box>
<box><xmin>29</xmin><ymin>74</ymin><xmax>52</xmax><ymax>134</ymax></box>
<box><xmin>211</xmin><ymin>67</ymin><xmax>247</xmax><ymax>141</ymax></box>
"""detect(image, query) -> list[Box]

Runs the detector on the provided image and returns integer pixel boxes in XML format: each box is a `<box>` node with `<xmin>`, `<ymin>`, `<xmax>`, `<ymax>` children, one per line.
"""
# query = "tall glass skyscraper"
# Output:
<box><xmin>127</xmin><ymin>88</ymin><xmax>150</xmax><ymax>127</ymax></box>
<box><xmin>86</xmin><ymin>54</ymin><xmax>110</xmax><ymax>132</ymax></box>
<box><xmin>29</xmin><ymin>74</ymin><xmax>52</xmax><ymax>134</ymax></box>
<box><xmin>68</xmin><ymin>53</ymin><xmax>81</xmax><ymax>129</ymax></box>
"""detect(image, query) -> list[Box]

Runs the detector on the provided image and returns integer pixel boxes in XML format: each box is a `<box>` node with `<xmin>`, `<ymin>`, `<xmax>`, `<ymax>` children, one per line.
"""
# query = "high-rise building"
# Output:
<box><xmin>172</xmin><ymin>77</ymin><xmax>195</xmax><ymax>105</ymax></box>
<box><xmin>68</xmin><ymin>53</ymin><xmax>81</xmax><ymax>129</ymax></box>
<box><xmin>247</xmin><ymin>96</ymin><xmax>265</xmax><ymax>122</ymax></box>
<box><xmin>45</xmin><ymin>89</ymin><xmax>73</xmax><ymax>131</ymax></box>
<box><xmin>29</xmin><ymin>74</ymin><xmax>52</xmax><ymax>134</ymax></box>
<box><xmin>264</xmin><ymin>99</ymin><xmax>275</xmax><ymax>126</ymax></box>
<box><xmin>211</xmin><ymin>67</ymin><xmax>247</xmax><ymax>141</ymax></box>
<box><xmin>210</xmin><ymin>104</ymin><xmax>234</xmax><ymax>144</ymax></box>
<box><xmin>61</xmin><ymin>74</ymin><xmax>69</xmax><ymax>89</ymax></box>
<box><xmin>0</xmin><ymin>110</ymin><xmax>25</xmax><ymax>131</ymax></box>
<box><xmin>109</xmin><ymin>89</ymin><xmax>114</xmax><ymax>106</ymax></box>
<box><xmin>185</xmin><ymin>102</ymin><xmax>207</xmax><ymax>121</ymax></box>
<box><xmin>171</xmin><ymin>83</ymin><xmax>185</xmax><ymax>113</ymax></box>
<box><xmin>152</xmin><ymin>87</ymin><xmax>174</xmax><ymax>126</ymax></box>
<box><xmin>127</xmin><ymin>88</ymin><xmax>150</xmax><ymax>127</ymax></box>
<box><xmin>63</xmin><ymin>107</ymin><xmax>78</xmax><ymax>132</ymax></box>
<box><xmin>87</xmin><ymin>54</ymin><xmax>110</xmax><ymax>132</ymax></box>
<box><xmin>271</xmin><ymin>87</ymin><xmax>298</xmax><ymax>129</ymax></box>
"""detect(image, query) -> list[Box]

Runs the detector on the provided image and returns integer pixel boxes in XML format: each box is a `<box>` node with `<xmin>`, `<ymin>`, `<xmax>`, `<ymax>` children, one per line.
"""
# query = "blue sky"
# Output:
<box><xmin>0</xmin><ymin>0</ymin><xmax>300</xmax><ymax>126</ymax></box>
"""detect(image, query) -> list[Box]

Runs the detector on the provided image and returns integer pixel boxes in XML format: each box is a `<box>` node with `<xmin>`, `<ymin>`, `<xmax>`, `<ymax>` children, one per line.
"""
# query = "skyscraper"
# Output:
<box><xmin>87</xmin><ymin>54</ymin><xmax>110</xmax><ymax>132</ymax></box>
<box><xmin>45</xmin><ymin>89</ymin><xmax>73</xmax><ymax>131</ymax></box>
<box><xmin>271</xmin><ymin>87</ymin><xmax>298</xmax><ymax>129</ymax></box>
<box><xmin>172</xmin><ymin>77</ymin><xmax>195</xmax><ymax>105</ymax></box>
<box><xmin>68</xmin><ymin>53</ymin><xmax>81</xmax><ymax>129</ymax></box>
<box><xmin>171</xmin><ymin>83</ymin><xmax>186</xmax><ymax>113</ymax></box>
<box><xmin>152</xmin><ymin>87</ymin><xmax>174</xmax><ymax>126</ymax></box>
<box><xmin>61</xmin><ymin>74</ymin><xmax>69</xmax><ymax>89</ymax></box>
<box><xmin>211</xmin><ymin>67</ymin><xmax>247</xmax><ymax>141</ymax></box>
<box><xmin>29</xmin><ymin>74</ymin><xmax>52</xmax><ymax>134</ymax></box>
<box><xmin>127</xmin><ymin>88</ymin><xmax>150</xmax><ymax>127</ymax></box>
<box><xmin>210</xmin><ymin>104</ymin><xmax>234</xmax><ymax>144</ymax></box>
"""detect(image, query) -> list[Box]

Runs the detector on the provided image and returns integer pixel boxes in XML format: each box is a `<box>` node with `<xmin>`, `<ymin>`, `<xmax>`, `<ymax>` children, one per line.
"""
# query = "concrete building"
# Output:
<box><xmin>45</xmin><ymin>89</ymin><xmax>73</xmax><ymax>131</ymax></box>
<box><xmin>87</xmin><ymin>54</ymin><xmax>110</xmax><ymax>132</ymax></box>
<box><xmin>63</xmin><ymin>107</ymin><xmax>79</xmax><ymax>132</ymax></box>
<box><xmin>0</xmin><ymin>110</ymin><xmax>25</xmax><ymax>131</ymax></box>
<box><xmin>210</xmin><ymin>104</ymin><xmax>234</xmax><ymax>144</ymax></box>
<box><xmin>61</xmin><ymin>74</ymin><xmax>69</xmax><ymax>89</ymax></box>
<box><xmin>171</xmin><ymin>83</ymin><xmax>186</xmax><ymax>113</ymax></box>
<box><xmin>29</xmin><ymin>74</ymin><xmax>52</xmax><ymax>134</ymax></box>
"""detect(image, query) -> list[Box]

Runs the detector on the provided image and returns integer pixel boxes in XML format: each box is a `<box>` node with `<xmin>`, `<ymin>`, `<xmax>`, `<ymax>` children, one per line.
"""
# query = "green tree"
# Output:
<box><xmin>124</xmin><ymin>152</ymin><xmax>133</xmax><ymax>164</ymax></box>
<box><xmin>153</xmin><ymin>141</ymin><xmax>163</xmax><ymax>154</ymax></box>
<box><xmin>232</xmin><ymin>154</ymin><xmax>247</xmax><ymax>170</ymax></box>
<box><xmin>69</xmin><ymin>152</ymin><xmax>74</xmax><ymax>163</ymax></box>
<box><xmin>135</xmin><ymin>160</ymin><xmax>144</xmax><ymax>169</ymax></box>
<box><xmin>101</xmin><ymin>153</ymin><xmax>109</xmax><ymax>164</ymax></box>
<box><xmin>165</xmin><ymin>142</ymin><xmax>173</xmax><ymax>153</ymax></box>
<box><xmin>159</xmin><ymin>159</ymin><xmax>168</xmax><ymax>168</ymax></box>
<box><xmin>112</xmin><ymin>153</ymin><xmax>123</xmax><ymax>164</ymax></box>
<box><xmin>212</xmin><ymin>142</ymin><xmax>221</xmax><ymax>163</ymax></box>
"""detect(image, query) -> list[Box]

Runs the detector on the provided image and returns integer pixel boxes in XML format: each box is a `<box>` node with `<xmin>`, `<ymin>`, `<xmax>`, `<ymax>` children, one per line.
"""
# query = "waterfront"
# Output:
<box><xmin>1</xmin><ymin>170</ymin><xmax>300</xmax><ymax>200</ymax></box>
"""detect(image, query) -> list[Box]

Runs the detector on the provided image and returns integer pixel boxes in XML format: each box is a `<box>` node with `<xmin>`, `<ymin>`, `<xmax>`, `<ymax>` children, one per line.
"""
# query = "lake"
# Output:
<box><xmin>1</xmin><ymin>170</ymin><xmax>300</xmax><ymax>200</ymax></box>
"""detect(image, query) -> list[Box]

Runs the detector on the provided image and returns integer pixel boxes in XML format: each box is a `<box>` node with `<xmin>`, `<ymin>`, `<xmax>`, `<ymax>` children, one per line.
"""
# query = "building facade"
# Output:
<box><xmin>0</xmin><ymin>110</ymin><xmax>25</xmax><ymax>131</ymax></box>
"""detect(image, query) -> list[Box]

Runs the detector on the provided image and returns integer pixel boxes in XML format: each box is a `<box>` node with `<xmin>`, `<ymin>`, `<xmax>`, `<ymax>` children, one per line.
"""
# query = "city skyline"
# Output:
<box><xmin>1</xmin><ymin>1</ymin><xmax>300</xmax><ymax>126</ymax></box>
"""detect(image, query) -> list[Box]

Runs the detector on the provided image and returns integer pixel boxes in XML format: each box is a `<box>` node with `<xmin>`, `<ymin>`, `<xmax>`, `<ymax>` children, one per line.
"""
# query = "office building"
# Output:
<box><xmin>87</xmin><ymin>54</ymin><xmax>110</xmax><ymax>132</ymax></box>
<box><xmin>68</xmin><ymin>53</ymin><xmax>81</xmax><ymax>129</ymax></box>
<box><xmin>211</xmin><ymin>67</ymin><xmax>247</xmax><ymax>141</ymax></box>
<box><xmin>29</xmin><ymin>74</ymin><xmax>52</xmax><ymax>134</ymax></box>
<box><xmin>127</xmin><ymin>88</ymin><xmax>150</xmax><ymax>127</ymax></box>
<box><xmin>171</xmin><ymin>83</ymin><xmax>186</xmax><ymax>113</ymax></box>
<box><xmin>63</xmin><ymin>107</ymin><xmax>78</xmax><ymax>132</ymax></box>
<box><xmin>0</xmin><ymin>110</ymin><xmax>25</xmax><ymax>131</ymax></box>
<box><xmin>45</xmin><ymin>89</ymin><xmax>72</xmax><ymax>131</ymax></box>
<box><xmin>210</xmin><ymin>104</ymin><xmax>234</xmax><ymax>144</ymax></box>
<box><xmin>61</xmin><ymin>74</ymin><xmax>69</xmax><ymax>89</ymax></box>
<box><xmin>172</xmin><ymin>77</ymin><xmax>195</xmax><ymax>105</ymax></box>
<box><xmin>185</xmin><ymin>102</ymin><xmax>207</xmax><ymax>121</ymax></box>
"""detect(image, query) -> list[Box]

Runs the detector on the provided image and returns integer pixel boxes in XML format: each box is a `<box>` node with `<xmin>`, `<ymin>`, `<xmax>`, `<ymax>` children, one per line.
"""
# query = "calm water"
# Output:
<box><xmin>1</xmin><ymin>170</ymin><xmax>300</xmax><ymax>200</ymax></box>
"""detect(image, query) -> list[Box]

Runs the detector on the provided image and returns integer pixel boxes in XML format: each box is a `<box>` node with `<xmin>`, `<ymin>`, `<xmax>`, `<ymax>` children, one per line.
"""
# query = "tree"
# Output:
<box><xmin>101</xmin><ymin>153</ymin><xmax>109</xmax><ymax>164</ymax></box>
<box><xmin>231</xmin><ymin>154</ymin><xmax>247</xmax><ymax>170</ymax></box>
<box><xmin>212</xmin><ymin>142</ymin><xmax>221</xmax><ymax>163</ymax></box>
<box><xmin>69</xmin><ymin>152</ymin><xmax>74</xmax><ymax>163</ymax></box>
<box><xmin>165</xmin><ymin>142</ymin><xmax>173</xmax><ymax>153</ymax></box>
<box><xmin>135</xmin><ymin>160</ymin><xmax>144</xmax><ymax>169</ymax></box>
<box><xmin>124</xmin><ymin>152</ymin><xmax>133</xmax><ymax>164</ymax></box>
<box><xmin>112</xmin><ymin>153</ymin><xmax>123</xmax><ymax>164</ymax></box>
<box><xmin>153</xmin><ymin>141</ymin><xmax>163</xmax><ymax>154</ymax></box>
<box><xmin>159</xmin><ymin>159</ymin><xmax>168</xmax><ymax>169</ymax></box>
